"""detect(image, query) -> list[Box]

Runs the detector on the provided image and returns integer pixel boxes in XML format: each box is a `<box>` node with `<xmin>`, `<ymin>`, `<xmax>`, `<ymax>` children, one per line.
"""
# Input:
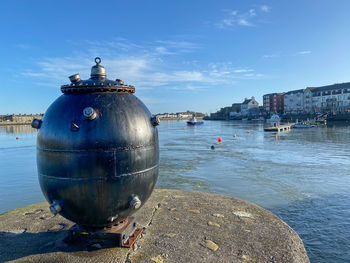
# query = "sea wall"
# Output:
<box><xmin>0</xmin><ymin>189</ymin><xmax>309</xmax><ymax>262</ymax></box>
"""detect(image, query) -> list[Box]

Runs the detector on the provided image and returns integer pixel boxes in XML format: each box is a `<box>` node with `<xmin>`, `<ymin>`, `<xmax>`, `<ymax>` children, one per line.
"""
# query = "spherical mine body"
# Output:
<box><xmin>34</xmin><ymin>58</ymin><xmax>159</xmax><ymax>227</ymax></box>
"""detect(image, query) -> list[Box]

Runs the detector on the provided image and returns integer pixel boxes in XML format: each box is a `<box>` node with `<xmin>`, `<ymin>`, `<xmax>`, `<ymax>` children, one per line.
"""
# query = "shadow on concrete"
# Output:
<box><xmin>0</xmin><ymin>229</ymin><xmax>119</xmax><ymax>262</ymax></box>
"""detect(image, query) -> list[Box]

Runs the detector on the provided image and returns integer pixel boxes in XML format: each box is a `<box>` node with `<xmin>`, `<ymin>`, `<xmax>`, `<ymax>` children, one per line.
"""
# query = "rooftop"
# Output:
<box><xmin>285</xmin><ymin>89</ymin><xmax>304</xmax><ymax>95</ymax></box>
<box><xmin>308</xmin><ymin>82</ymin><xmax>350</xmax><ymax>92</ymax></box>
<box><xmin>242</xmin><ymin>99</ymin><xmax>252</xmax><ymax>104</ymax></box>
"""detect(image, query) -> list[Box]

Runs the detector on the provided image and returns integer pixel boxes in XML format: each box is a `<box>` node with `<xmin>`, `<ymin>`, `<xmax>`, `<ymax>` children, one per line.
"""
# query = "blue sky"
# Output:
<box><xmin>1</xmin><ymin>0</ymin><xmax>350</xmax><ymax>115</ymax></box>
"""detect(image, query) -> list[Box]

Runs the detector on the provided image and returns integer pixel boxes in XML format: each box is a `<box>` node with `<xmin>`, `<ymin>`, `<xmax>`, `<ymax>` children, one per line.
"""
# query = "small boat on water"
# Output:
<box><xmin>293</xmin><ymin>123</ymin><xmax>315</xmax><ymax>128</ymax></box>
<box><xmin>187</xmin><ymin>116</ymin><xmax>204</xmax><ymax>125</ymax></box>
<box><xmin>252</xmin><ymin>116</ymin><xmax>265</xmax><ymax>121</ymax></box>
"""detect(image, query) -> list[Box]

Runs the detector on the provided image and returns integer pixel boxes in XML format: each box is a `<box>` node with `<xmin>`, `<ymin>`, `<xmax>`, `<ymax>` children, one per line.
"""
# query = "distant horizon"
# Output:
<box><xmin>2</xmin><ymin>0</ymin><xmax>350</xmax><ymax>115</ymax></box>
<box><xmin>2</xmin><ymin>76</ymin><xmax>350</xmax><ymax>116</ymax></box>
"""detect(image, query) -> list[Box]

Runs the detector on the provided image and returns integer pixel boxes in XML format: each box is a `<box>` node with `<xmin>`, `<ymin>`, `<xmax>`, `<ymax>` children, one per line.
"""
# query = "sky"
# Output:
<box><xmin>1</xmin><ymin>0</ymin><xmax>350</xmax><ymax>115</ymax></box>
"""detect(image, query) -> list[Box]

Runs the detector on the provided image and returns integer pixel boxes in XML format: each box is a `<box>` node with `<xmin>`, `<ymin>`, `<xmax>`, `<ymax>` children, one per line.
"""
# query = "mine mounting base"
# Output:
<box><xmin>64</xmin><ymin>216</ymin><xmax>144</xmax><ymax>248</ymax></box>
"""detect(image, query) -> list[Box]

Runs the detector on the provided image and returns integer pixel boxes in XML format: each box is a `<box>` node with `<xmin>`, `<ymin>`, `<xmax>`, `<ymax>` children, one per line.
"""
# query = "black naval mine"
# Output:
<box><xmin>31</xmin><ymin>57</ymin><xmax>160</xmax><ymax>247</ymax></box>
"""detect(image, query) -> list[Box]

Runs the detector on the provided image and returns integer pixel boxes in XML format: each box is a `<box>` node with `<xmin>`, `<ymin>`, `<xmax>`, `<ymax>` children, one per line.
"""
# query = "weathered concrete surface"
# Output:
<box><xmin>0</xmin><ymin>189</ymin><xmax>309</xmax><ymax>263</ymax></box>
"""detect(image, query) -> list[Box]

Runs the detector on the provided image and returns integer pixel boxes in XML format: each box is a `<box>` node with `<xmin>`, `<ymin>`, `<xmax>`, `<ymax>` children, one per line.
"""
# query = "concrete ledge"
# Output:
<box><xmin>0</xmin><ymin>189</ymin><xmax>309</xmax><ymax>263</ymax></box>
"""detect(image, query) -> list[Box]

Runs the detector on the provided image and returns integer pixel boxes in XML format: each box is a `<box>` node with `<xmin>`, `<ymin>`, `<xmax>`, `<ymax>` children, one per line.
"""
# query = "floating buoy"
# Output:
<box><xmin>247</xmin><ymin>131</ymin><xmax>250</xmax><ymax>134</ymax></box>
<box><xmin>16</xmin><ymin>137</ymin><xmax>19</xmax><ymax>140</ymax></box>
<box><xmin>211</xmin><ymin>145</ymin><xmax>215</xmax><ymax>150</ymax></box>
<box><xmin>218</xmin><ymin>137</ymin><xmax>222</xmax><ymax>143</ymax></box>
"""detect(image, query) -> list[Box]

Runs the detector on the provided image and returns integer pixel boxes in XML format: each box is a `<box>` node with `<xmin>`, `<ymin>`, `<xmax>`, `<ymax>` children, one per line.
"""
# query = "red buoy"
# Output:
<box><xmin>218</xmin><ymin>137</ymin><xmax>222</xmax><ymax>143</ymax></box>
<box><xmin>247</xmin><ymin>131</ymin><xmax>250</xmax><ymax>134</ymax></box>
<box><xmin>16</xmin><ymin>137</ymin><xmax>19</xmax><ymax>140</ymax></box>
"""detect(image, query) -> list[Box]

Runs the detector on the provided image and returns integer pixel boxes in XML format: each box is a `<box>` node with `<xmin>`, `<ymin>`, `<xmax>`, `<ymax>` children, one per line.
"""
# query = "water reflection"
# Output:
<box><xmin>0</xmin><ymin>125</ymin><xmax>36</xmax><ymax>135</ymax></box>
<box><xmin>264</xmin><ymin>132</ymin><xmax>289</xmax><ymax>143</ymax></box>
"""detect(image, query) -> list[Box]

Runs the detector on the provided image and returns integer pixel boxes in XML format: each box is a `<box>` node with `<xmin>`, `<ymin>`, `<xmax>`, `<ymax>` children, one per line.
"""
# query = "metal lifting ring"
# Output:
<box><xmin>95</xmin><ymin>57</ymin><xmax>101</xmax><ymax>64</ymax></box>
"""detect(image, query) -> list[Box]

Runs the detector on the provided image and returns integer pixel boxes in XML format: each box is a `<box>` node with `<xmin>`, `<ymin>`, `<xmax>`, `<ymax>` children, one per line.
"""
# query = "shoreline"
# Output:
<box><xmin>0</xmin><ymin>122</ymin><xmax>32</xmax><ymax>126</ymax></box>
<box><xmin>0</xmin><ymin>117</ymin><xmax>347</xmax><ymax>126</ymax></box>
<box><xmin>158</xmin><ymin>117</ymin><xmax>204</xmax><ymax>121</ymax></box>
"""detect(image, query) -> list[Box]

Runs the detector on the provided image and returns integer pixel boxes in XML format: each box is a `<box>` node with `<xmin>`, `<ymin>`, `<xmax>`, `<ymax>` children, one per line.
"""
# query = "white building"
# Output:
<box><xmin>241</xmin><ymin>96</ymin><xmax>259</xmax><ymax>116</ymax></box>
<box><xmin>176</xmin><ymin>113</ymin><xmax>192</xmax><ymax>119</ymax></box>
<box><xmin>156</xmin><ymin>113</ymin><xmax>178</xmax><ymax>119</ymax></box>
<box><xmin>310</xmin><ymin>83</ymin><xmax>350</xmax><ymax>113</ymax></box>
<box><xmin>284</xmin><ymin>89</ymin><xmax>304</xmax><ymax>114</ymax></box>
<box><xmin>303</xmin><ymin>88</ymin><xmax>314</xmax><ymax>113</ymax></box>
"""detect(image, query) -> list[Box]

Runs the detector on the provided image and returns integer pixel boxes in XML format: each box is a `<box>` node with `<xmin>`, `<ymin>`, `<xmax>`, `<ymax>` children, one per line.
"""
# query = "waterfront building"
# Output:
<box><xmin>211</xmin><ymin>106</ymin><xmax>233</xmax><ymax>120</ymax></box>
<box><xmin>176</xmin><ymin>113</ymin><xmax>192</xmax><ymax>119</ymax></box>
<box><xmin>264</xmin><ymin>82</ymin><xmax>350</xmax><ymax>115</ymax></box>
<box><xmin>231</xmin><ymin>103</ymin><xmax>241</xmax><ymax>114</ymax></box>
<box><xmin>229</xmin><ymin>103</ymin><xmax>242</xmax><ymax>119</ymax></box>
<box><xmin>156</xmin><ymin>113</ymin><xmax>178</xmax><ymax>119</ymax></box>
<box><xmin>263</xmin><ymin>94</ymin><xmax>271</xmax><ymax>112</ymax></box>
<box><xmin>157</xmin><ymin>111</ymin><xmax>204</xmax><ymax>119</ymax></box>
<box><xmin>229</xmin><ymin>111</ymin><xmax>241</xmax><ymax>118</ymax></box>
<box><xmin>263</xmin><ymin>93</ymin><xmax>284</xmax><ymax>114</ymax></box>
<box><xmin>284</xmin><ymin>89</ymin><xmax>304</xmax><ymax>114</ymax></box>
<box><xmin>176</xmin><ymin>110</ymin><xmax>204</xmax><ymax>119</ymax></box>
<box><xmin>0</xmin><ymin>114</ymin><xmax>43</xmax><ymax>124</ymax></box>
<box><xmin>308</xmin><ymin>82</ymin><xmax>350</xmax><ymax>113</ymax></box>
<box><xmin>302</xmin><ymin>88</ymin><xmax>314</xmax><ymax>113</ymax></box>
<box><xmin>241</xmin><ymin>97</ymin><xmax>259</xmax><ymax>116</ymax></box>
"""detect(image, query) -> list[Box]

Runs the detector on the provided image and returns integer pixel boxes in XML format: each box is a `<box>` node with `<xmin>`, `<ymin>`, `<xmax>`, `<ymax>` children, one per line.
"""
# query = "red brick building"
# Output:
<box><xmin>263</xmin><ymin>93</ymin><xmax>285</xmax><ymax>113</ymax></box>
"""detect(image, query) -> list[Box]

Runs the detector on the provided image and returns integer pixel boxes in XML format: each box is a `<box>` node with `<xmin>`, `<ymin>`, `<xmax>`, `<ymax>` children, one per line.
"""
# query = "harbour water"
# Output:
<box><xmin>0</xmin><ymin>121</ymin><xmax>349</xmax><ymax>262</ymax></box>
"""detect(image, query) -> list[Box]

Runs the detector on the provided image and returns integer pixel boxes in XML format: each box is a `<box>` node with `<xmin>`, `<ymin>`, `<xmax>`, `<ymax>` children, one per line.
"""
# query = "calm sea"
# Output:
<box><xmin>0</xmin><ymin>121</ymin><xmax>349</xmax><ymax>262</ymax></box>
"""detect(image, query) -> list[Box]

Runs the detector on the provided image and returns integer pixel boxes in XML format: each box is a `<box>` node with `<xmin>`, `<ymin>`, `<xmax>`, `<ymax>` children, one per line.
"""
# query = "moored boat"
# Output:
<box><xmin>187</xmin><ymin>116</ymin><xmax>204</xmax><ymax>125</ymax></box>
<box><xmin>293</xmin><ymin>123</ymin><xmax>315</xmax><ymax>128</ymax></box>
<box><xmin>252</xmin><ymin>116</ymin><xmax>265</xmax><ymax>121</ymax></box>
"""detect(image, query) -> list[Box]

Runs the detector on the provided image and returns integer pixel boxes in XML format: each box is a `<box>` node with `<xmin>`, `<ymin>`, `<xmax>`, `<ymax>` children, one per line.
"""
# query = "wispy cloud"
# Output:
<box><xmin>261</xmin><ymin>5</ymin><xmax>271</xmax><ymax>13</ymax></box>
<box><xmin>14</xmin><ymin>44</ymin><xmax>31</xmax><ymax>50</ymax></box>
<box><xmin>154</xmin><ymin>46</ymin><xmax>174</xmax><ymax>55</ymax></box>
<box><xmin>238</xmin><ymin>18</ymin><xmax>253</xmax><ymax>27</ymax></box>
<box><xmin>262</xmin><ymin>54</ymin><xmax>280</xmax><ymax>59</ymax></box>
<box><xmin>22</xmin><ymin>39</ymin><xmax>264</xmax><ymax>95</ymax></box>
<box><xmin>262</xmin><ymin>50</ymin><xmax>312</xmax><ymax>59</ymax></box>
<box><xmin>233</xmin><ymin>69</ymin><xmax>254</xmax><ymax>73</ymax></box>
<box><xmin>155</xmin><ymin>40</ymin><xmax>200</xmax><ymax>53</ymax></box>
<box><xmin>296</xmin><ymin>50</ymin><xmax>312</xmax><ymax>55</ymax></box>
<box><xmin>218</xmin><ymin>6</ymin><xmax>271</xmax><ymax>28</ymax></box>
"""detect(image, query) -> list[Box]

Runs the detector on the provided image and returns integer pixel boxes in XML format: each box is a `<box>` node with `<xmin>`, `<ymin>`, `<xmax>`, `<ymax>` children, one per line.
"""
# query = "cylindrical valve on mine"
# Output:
<box><xmin>130</xmin><ymin>196</ymin><xmax>142</xmax><ymax>209</ymax></box>
<box><xmin>151</xmin><ymin>116</ymin><xmax>160</xmax><ymax>126</ymax></box>
<box><xmin>49</xmin><ymin>201</ymin><xmax>62</xmax><ymax>216</ymax></box>
<box><xmin>31</xmin><ymin>119</ymin><xmax>42</xmax><ymax>129</ymax></box>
